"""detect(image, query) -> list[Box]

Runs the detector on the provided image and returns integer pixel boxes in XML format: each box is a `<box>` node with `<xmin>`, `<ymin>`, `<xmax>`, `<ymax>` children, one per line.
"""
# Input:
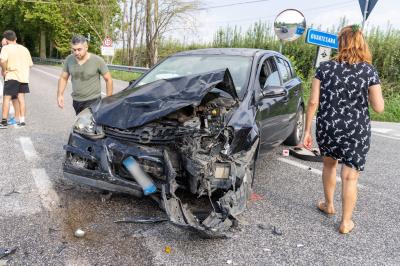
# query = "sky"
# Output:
<box><xmin>169</xmin><ymin>0</ymin><xmax>400</xmax><ymax>43</ymax></box>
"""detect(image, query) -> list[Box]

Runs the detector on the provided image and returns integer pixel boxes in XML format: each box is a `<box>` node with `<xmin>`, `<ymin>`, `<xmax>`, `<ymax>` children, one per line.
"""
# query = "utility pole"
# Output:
<box><xmin>361</xmin><ymin>0</ymin><xmax>369</xmax><ymax>30</ymax></box>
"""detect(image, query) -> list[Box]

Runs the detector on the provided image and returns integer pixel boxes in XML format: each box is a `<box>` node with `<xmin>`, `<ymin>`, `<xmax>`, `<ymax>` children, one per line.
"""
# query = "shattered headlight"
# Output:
<box><xmin>73</xmin><ymin>108</ymin><xmax>105</xmax><ymax>139</ymax></box>
<box><xmin>214</xmin><ymin>163</ymin><xmax>231</xmax><ymax>179</ymax></box>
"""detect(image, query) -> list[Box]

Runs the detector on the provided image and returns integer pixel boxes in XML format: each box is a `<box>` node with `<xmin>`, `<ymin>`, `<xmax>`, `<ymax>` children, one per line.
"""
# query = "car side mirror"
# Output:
<box><xmin>261</xmin><ymin>85</ymin><xmax>287</xmax><ymax>98</ymax></box>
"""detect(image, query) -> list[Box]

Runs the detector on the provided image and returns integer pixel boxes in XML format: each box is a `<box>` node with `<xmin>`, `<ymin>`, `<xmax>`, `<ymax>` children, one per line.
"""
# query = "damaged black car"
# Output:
<box><xmin>63</xmin><ymin>48</ymin><xmax>304</xmax><ymax>237</ymax></box>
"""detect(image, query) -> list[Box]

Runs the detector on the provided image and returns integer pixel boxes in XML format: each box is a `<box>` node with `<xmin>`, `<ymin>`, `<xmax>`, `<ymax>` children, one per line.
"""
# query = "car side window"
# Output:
<box><xmin>259</xmin><ymin>57</ymin><xmax>281</xmax><ymax>89</ymax></box>
<box><xmin>283</xmin><ymin>60</ymin><xmax>294</xmax><ymax>78</ymax></box>
<box><xmin>265</xmin><ymin>58</ymin><xmax>281</xmax><ymax>87</ymax></box>
<box><xmin>276</xmin><ymin>57</ymin><xmax>290</xmax><ymax>83</ymax></box>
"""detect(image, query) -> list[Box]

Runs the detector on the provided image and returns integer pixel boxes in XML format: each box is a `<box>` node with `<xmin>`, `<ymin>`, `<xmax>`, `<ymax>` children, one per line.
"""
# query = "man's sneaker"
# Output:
<box><xmin>7</xmin><ymin>117</ymin><xmax>17</xmax><ymax>125</ymax></box>
<box><xmin>0</xmin><ymin>123</ymin><xmax>8</xmax><ymax>129</ymax></box>
<box><xmin>17</xmin><ymin>122</ymin><xmax>26</xmax><ymax>127</ymax></box>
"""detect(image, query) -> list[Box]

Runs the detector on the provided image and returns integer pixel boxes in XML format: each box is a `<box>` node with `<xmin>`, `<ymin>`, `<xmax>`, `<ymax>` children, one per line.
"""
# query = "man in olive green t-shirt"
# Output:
<box><xmin>57</xmin><ymin>35</ymin><xmax>113</xmax><ymax>115</ymax></box>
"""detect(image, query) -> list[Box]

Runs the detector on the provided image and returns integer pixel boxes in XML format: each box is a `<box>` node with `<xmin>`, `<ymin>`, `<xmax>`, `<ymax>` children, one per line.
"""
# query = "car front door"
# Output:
<box><xmin>255</xmin><ymin>56</ymin><xmax>289</xmax><ymax>152</ymax></box>
<box><xmin>275</xmin><ymin>56</ymin><xmax>302</xmax><ymax>138</ymax></box>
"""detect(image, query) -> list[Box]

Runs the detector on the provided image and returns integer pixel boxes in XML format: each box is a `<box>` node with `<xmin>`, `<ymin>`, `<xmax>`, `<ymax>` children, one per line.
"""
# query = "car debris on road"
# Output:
<box><xmin>114</xmin><ymin>216</ymin><xmax>169</xmax><ymax>224</ymax></box>
<box><xmin>74</xmin><ymin>228</ymin><xmax>86</xmax><ymax>238</ymax></box>
<box><xmin>0</xmin><ymin>247</ymin><xmax>17</xmax><ymax>259</ymax></box>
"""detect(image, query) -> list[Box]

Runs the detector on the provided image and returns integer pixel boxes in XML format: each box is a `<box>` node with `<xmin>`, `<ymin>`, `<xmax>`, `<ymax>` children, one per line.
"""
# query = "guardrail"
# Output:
<box><xmin>32</xmin><ymin>57</ymin><xmax>149</xmax><ymax>74</ymax></box>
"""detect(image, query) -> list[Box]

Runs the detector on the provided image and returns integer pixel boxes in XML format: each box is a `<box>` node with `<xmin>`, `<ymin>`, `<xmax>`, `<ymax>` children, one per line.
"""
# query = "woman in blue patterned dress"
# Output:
<box><xmin>303</xmin><ymin>25</ymin><xmax>384</xmax><ymax>234</ymax></box>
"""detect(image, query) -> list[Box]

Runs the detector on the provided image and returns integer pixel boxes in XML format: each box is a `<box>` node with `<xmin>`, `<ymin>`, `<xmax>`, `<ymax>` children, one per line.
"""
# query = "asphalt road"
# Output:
<box><xmin>0</xmin><ymin>65</ymin><xmax>399</xmax><ymax>265</ymax></box>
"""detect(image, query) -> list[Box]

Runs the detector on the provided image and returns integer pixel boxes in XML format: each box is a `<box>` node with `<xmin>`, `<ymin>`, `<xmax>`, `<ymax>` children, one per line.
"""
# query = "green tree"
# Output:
<box><xmin>0</xmin><ymin>0</ymin><xmax>121</xmax><ymax>58</ymax></box>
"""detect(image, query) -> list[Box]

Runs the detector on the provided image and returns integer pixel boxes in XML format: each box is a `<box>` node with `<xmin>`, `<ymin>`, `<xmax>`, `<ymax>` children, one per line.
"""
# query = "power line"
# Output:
<box><xmin>196</xmin><ymin>0</ymin><xmax>271</xmax><ymax>11</ymax></box>
<box><xmin>202</xmin><ymin>0</ymin><xmax>355</xmax><ymax>26</ymax></box>
<box><xmin>20</xmin><ymin>0</ymin><xmax>116</xmax><ymax>7</ymax></box>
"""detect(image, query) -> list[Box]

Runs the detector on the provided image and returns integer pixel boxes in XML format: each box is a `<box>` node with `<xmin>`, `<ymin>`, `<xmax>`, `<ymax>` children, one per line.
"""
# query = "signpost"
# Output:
<box><xmin>358</xmin><ymin>0</ymin><xmax>379</xmax><ymax>29</ymax></box>
<box><xmin>101</xmin><ymin>36</ymin><xmax>114</xmax><ymax>57</ymax></box>
<box><xmin>314</xmin><ymin>46</ymin><xmax>332</xmax><ymax>68</ymax></box>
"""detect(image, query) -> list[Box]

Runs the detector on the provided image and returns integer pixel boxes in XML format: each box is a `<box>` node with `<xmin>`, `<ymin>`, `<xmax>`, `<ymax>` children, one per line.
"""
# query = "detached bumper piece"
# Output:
<box><xmin>159</xmin><ymin>144</ymin><xmax>255</xmax><ymax>238</ymax></box>
<box><xmin>161</xmin><ymin>179</ymin><xmax>249</xmax><ymax>238</ymax></box>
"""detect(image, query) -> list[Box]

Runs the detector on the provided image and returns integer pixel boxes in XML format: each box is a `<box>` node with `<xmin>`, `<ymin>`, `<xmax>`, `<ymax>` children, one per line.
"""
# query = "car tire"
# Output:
<box><xmin>248</xmin><ymin>143</ymin><xmax>260</xmax><ymax>189</ymax></box>
<box><xmin>284</xmin><ymin>105</ymin><xmax>304</xmax><ymax>146</ymax></box>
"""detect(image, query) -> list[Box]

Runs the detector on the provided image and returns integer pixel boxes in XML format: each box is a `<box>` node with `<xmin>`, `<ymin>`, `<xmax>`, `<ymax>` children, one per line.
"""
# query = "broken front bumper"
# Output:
<box><xmin>63</xmin><ymin>132</ymin><xmax>169</xmax><ymax>197</ymax></box>
<box><xmin>63</xmin><ymin>132</ymin><xmax>258</xmax><ymax>238</ymax></box>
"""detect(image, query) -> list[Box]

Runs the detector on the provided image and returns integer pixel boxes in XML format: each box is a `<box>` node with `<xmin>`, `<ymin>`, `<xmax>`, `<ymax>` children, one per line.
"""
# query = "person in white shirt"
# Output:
<box><xmin>0</xmin><ymin>37</ymin><xmax>20</xmax><ymax>126</ymax></box>
<box><xmin>0</xmin><ymin>30</ymin><xmax>33</xmax><ymax>128</ymax></box>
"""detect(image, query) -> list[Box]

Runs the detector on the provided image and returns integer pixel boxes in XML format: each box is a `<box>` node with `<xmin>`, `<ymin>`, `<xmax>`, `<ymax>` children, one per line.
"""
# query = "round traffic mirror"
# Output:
<box><xmin>274</xmin><ymin>9</ymin><xmax>306</xmax><ymax>42</ymax></box>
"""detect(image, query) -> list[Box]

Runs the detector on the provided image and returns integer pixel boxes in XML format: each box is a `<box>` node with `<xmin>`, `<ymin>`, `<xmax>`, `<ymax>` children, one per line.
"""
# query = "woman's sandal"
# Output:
<box><xmin>339</xmin><ymin>221</ymin><xmax>355</xmax><ymax>234</ymax></box>
<box><xmin>317</xmin><ymin>201</ymin><xmax>336</xmax><ymax>216</ymax></box>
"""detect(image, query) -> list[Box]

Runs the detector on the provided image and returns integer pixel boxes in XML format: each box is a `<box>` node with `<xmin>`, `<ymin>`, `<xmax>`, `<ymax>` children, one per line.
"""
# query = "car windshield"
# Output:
<box><xmin>137</xmin><ymin>55</ymin><xmax>252</xmax><ymax>94</ymax></box>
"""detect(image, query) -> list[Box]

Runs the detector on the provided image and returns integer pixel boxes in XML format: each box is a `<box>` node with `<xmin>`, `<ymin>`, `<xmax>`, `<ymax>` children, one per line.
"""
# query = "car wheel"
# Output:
<box><xmin>248</xmin><ymin>144</ymin><xmax>259</xmax><ymax>189</ymax></box>
<box><xmin>284</xmin><ymin>105</ymin><xmax>304</xmax><ymax>146</ymax></box>
<box><xmin>245</xmin><ymin>157</ymin><xmax>256</xmax><ymax>201</ymax></box>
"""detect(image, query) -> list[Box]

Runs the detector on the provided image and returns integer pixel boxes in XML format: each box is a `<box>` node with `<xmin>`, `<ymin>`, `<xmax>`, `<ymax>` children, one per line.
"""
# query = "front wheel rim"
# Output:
<box><xmin>296</xmin><ymin>111</ymin><xmax>304</xmax><ymax>141</ymax></box>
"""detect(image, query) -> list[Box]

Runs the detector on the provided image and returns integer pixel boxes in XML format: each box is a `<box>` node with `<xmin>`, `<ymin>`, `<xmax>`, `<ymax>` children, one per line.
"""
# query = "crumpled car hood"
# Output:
<box><xmin>91</xmin><ymin>69</ymin><xmax>238</xmax><ymax>130</ymax></box>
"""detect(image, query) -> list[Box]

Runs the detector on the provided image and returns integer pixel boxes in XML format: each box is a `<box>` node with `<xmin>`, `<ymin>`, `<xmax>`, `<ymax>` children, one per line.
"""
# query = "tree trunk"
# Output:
<box><xmin>131</xmin><ymin>0</ymin><xmax>140</xmax><ymax>66</ymax></box>
<box><xmin>121</xmin><ymin>0</ymin><xmax>127</xmax><ymax>65</ymax></box>
<box><xmin>152</xmin><ymin>0</ymin><xmax>158</xmax><ymax>65</ymax></box>
<box><xmin>127</xmin><ymin>0</ymin><xmax>134</xmax><ymax>65</ymax></box>
<box><xmin>139</xmin><ymin>9</ymin><xmax>145</xmax><ymax>66</ymax></box>
<box><xmin>145</xmin><ymin>0</ymin><xmax>152</xmax><ymax>67</ymax></box>
<box><xmin>49</xmin><ymin>40</ymin><xmax>54</xmax><ymax>58</ymax></box>
<box><xmin>40</xmin><ymin>30</ymin><xmax>46</xmax><ymax>59</ymax></box>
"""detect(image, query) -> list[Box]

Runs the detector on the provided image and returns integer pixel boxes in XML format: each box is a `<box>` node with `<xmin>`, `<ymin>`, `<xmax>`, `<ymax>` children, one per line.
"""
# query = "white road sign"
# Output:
<box><xmin>314</xmin><ymin>46</ymin><xmax>331</xmax><ymax>68</ymax></box>
<box><xmin>101</xmin><ymin>46</ymin><xmax>115</xmax><ymax>56</ymax></box>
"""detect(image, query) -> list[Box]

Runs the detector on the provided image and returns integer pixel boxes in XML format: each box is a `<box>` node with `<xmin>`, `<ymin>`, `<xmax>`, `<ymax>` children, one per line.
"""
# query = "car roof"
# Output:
<box><xmin>173</xmin><ymin>48</ymin><xmax>280</xmax><ymax>57</ymax></box>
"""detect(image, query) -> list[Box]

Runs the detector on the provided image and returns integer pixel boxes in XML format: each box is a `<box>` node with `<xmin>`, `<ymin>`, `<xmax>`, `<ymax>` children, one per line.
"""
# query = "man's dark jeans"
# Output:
<box><xmin>72</xmin><ymin>97</ymin><xmax>101</xmax><ymax>115</ymax></box>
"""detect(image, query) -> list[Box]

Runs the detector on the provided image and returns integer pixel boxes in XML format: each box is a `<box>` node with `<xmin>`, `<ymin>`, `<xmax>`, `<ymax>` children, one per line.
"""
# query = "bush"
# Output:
<box><xmin>112</xmin><ymin>21</ymin><xmax>400</xmax><ymax>121</ymax></box>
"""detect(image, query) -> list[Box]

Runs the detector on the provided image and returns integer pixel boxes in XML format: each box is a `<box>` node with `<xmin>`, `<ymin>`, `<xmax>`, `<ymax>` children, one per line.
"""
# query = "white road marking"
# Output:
<box><xmin>372</xmin><ymin>132</ymin><xmax>400</xmax><ymax>141</ymax></box>
<box><xmin>18</xmin><ymin>137</ymin><xmax>38</xmax><ymax>160</ymax></box>
<box><xmin>33</xmin><ymin>66</ymin><xmax>107</xmax><ymax>97</ymax></box>
<box><xmin>32</xmin><ymin>168</ymin><xmax>60</xmax><ymax>211</ymax></box>
<box><xmin>277</xmin><ymin>157</ymin><xmax>366</xmax><ymax>189</ymax></box>
<box><xmin>371</xmin><ymin>127</ymin><xmax>392</xmax><ymax>134</ymax></box>
<box><xmin>278</xmin><ymin>157</ymin><xmax>328</xmax><ymax>177</ymax></box>
<box><xmin>32</xmin><ymin>66</ymin><xmax>60</xmax><ymax>79</ymax></box>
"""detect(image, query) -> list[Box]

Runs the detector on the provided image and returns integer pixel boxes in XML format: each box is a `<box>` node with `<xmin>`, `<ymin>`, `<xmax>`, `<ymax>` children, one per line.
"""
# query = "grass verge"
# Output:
<box><xmin>370</xmin><ymin>95</ymin><xmax>400</xmax><ymax>122</ymax></box>
<box><xmin>110</xmin><ymin>70</ymin><xmax>143</xmax><ymax>82</ymax></box>
<box><xmin>302</xmin><ymin>77</ymin><xmax>400</xmax><ymax>123</ymax></box>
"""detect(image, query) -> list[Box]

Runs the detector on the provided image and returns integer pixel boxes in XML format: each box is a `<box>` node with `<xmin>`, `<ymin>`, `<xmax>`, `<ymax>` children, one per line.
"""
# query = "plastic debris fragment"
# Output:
<box><xmin>0</xmin><ymin>247</ymin><xmax>17</xmax><ymax>259</ymax></box>
<box><xmin>271</xmin><ymin>226</ymin><xmax>283</xmax><ymax>236</ymax></box>
<box><xmin>165</xmin><ymin>246</ymin><xmax>171</xmax><ymax>254</ymax></box>
<box><xmin>74</xmin><ymin>229</ymin><xmax>85</xmax><ymax>238</ymax></box>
